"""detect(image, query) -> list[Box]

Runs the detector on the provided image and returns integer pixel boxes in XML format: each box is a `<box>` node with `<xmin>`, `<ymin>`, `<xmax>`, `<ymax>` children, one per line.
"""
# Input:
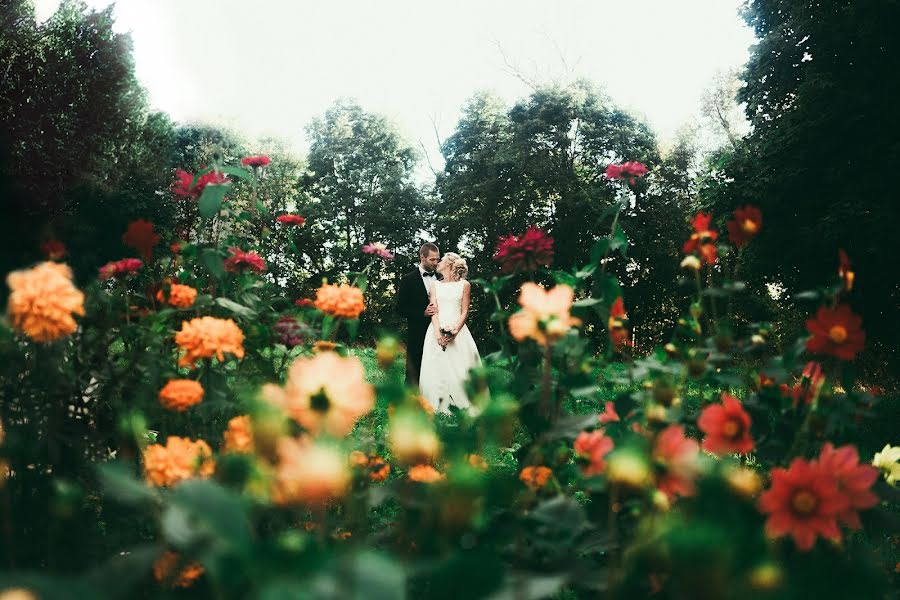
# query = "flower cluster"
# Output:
<box><xmin>492</xmin><ymin>226</ymin><xmax>554</xmax><ymax>273</ymax></box>
<box><xmin>98</xmin><ymin>258</ymin><xmax>143</xmax><ymax>280</ymax></box>
<box><xmin>224</xmin><ymin>247</ymin><xmax>266</xmax><ymax>273</ymax></box>
<box><xmin>314</xmin><ymin>283</ymin><xmax>365</xmax><ymax>320</ymax></box>
<box><xmin>6</xmin><ymin>262</ymin><xmax>85</xmax><ymax>343</ymax></box>
<box><xmin>175</xmin><ymin>316</ymin><xmax>245</xmax><ymax>368</ymax></box>
<box><xmin>158</xmin><ymin>379</ymin><xmax>204</xmax><ymax>412</ymax></box>
<box><xmin>143</xmin><ymin>436</ymin><xmax>215</xmax><ymax>487</ymax></box>
<box><xmin>508</xmin><ymin>283</ymin><xmax>581</xmax><ymax>346</ymax></box>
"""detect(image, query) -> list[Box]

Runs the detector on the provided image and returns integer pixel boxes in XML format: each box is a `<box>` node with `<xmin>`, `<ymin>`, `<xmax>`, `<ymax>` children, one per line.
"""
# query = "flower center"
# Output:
<box><xmin>310</xmin><ymin>388</ymin><xmax>330</xmax><ymax>413</ymax></box>
<box><xmin>742</xmin><ymin>219</ymin><xmax>758</xmax><ymax>234</ymax></box>
<box><xmin>791</xmin><ymin>490</ymin><xmax>818</xmax><ymax>515</ymax></box>
<box><xmin>723</xmin><ymin>420</ymin><xmax>741</xmax><ymax>439</ymax></box>
<box><xmin>828</xmin><ymin>325</ymin><xmax>848</xmax><ymax>344</ymax></box>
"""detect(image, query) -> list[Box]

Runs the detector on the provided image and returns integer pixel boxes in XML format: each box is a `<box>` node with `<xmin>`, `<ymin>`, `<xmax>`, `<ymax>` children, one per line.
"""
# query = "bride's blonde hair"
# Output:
<box><xmin>443</xmin><ymin>252</ymin><xmax>468</xmax><ymax>281</ymax></box>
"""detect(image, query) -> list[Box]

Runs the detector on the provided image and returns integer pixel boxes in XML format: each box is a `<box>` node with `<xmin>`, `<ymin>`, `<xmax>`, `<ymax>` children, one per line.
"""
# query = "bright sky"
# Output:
<box><xmin>34</xmin><ymin>0</ymin><xmax>755</xmax><ymax>172</ymax></box>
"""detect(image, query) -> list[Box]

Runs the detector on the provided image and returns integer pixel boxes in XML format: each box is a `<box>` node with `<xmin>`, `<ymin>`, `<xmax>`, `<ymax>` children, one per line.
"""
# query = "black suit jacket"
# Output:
<box><xmin>395</xmin><ymin>268</ymin><xmax>442</xmax><ymax>381</ymax></box>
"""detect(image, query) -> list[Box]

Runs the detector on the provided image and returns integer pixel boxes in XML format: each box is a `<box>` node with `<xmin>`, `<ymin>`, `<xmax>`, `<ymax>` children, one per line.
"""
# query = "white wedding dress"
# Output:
<box><xmin>419</xmin><ymin>281</ymin><xmax>482</xmax><ymax>413</ymax></box>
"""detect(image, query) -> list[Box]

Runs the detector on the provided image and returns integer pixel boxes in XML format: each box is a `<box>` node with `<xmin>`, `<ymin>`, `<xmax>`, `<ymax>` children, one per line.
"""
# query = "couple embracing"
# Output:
<box><xmin>395</xmin><ymin>243</ymin><xmax>482</xmax><ymax>414</ymax></box>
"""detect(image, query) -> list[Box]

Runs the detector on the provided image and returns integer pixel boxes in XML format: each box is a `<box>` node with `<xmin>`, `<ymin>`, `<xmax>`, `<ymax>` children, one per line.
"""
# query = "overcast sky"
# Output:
<box><xmin>34</xmin><ymin>0</ymin><xmax>755</xmax><ymax>170</ymax></box>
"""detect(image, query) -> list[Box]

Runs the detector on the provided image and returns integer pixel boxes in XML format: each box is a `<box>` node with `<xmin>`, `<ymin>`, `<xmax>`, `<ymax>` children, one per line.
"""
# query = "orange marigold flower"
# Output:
<box><xmin>408</xmin><ymin>464</ymin><xmax>444</xmax><ymax>483</ymax></box>
<box><xmin>314</xmin><ymin>283</ymin><xmax>365</xmax><ymax>319</ymax></box>
<box><xmin>157</xmin><ymin>283</ymin><xmax>197</xmax><ymax>309</ymax></box>
<box><xmin>175</xmin><ymin>316</ymin><xmax>245</xmax><ymax>368</ymax></box>
<box><xmin>158</xmin><ymin>379</ymin><xmax>204</xmax><ymax>412</ymax></box>
<box><xmin>757</xmin><ymin>457</ymin><xmax>848</xmax><ymax>551</ymax></box>
<box><xmin>153</xmin><ymin>551</ymin><xmax>204</xmax><ymax>588</ymax></box>
<box><xmin>574</xmin><ymin>430</ymin><xmax>615</xmax><ymax>476</ymax></box>
<box><xmin>271</xmin><ymin>437</ymin><xmax>350</xmax><ymax>505</ymax></box>
<box><xmin>683</xmin><ymin>212</ymin><xmax>718</xmax><ymax>265</ymax></box>
<box><xmin>466</xmin><ymin>454</ymin><xmax>488</xmax><ymax>470</ymax></box>
<box><xmin>817</xmin><ymin>443</ymin><xmax>879</xmax><ymax>529</ymax></box>
<box><xmin>222</xmin><ymin>416</ymin><xmax>253</xmax><ymax>453</ymax></box>
<box><xmin>143</xmin><ymin>436</ymin><xmax>215</xmax><ymax>487</ymax></box>
<box><xmin>261</xmin><ymin>352</ymin><xmax>374</xmax><ymax>437</ymax></box>
<box><xmin>6</xmin><ymin>262</ymin><xmax>85</xmax><ymax>343</ymax></box>
<box><xmin>520</xmin><ymin>465</ymin><xmax>553</xmax><ymax>491</ymax></box>
<box><xmin>726</xmin><ymin>205</ymin><xmax>762</xmax><ymax>248</ymax></box>
<box><xmin>508</xmin><ymin>283</ymin><xmax>581</xmax><ymax>346</ymax></box>
<box><xmin>349</xmin><ymin>450</ymin><xmax>369</xmax><ymax>467</ymax></box>
<box><xmin>698</xmin><ymin>393</ymin><xmax>754</xmax><ymax>455</ymax></box>
<box><xmin>652</xmin><ymin>425</ymin><xmax>700</xmax><ymax>499</ymax></box>
<box><xmin>805</xmin><ymin>304</ymin><xmax>865</xmax><ymax>361</ymax></box>
<box><xmin>368</xmin><ymin>455</ymin><xmax>391</xmax><ymax>482</ymax></box>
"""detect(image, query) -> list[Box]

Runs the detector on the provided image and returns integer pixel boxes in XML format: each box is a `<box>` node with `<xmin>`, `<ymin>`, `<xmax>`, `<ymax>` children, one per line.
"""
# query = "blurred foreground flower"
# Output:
<box><xmin>40</xmin><ymin>239</ymin><xmax>66</xmax><ymax>260</ymax></box>
<box><xmin>362</xmin><ymin>242</ymin><xmax>394</xmax><ymax>260</ymax></box>
<box><xmin>408</xmin><ymin>464</ymin><xmax>444</xmax><ymax>483</ymax></box>
<box><xmin>276</xmin><ymin>214</ymin><xmax>305</xmax><ymax>226</ymax></box>
<box><xmin>156</xmin><ymin>283</ymin><xmax>197</xmax><ymax>309</ymax></box>
<box><xmin>241</xmin><ymin>155</ymin><xmax>271</xmax><ymax>168</ymax></box>
<box><xmin>170</xmin><ymin>169</ymin><xmax>228</xmax><ymax>200</ymax></box>
<box><xmin>519</xmin><ymin>466</ymin><xmax>553</xmax><ymax>491</ymax></box>
<box><xmin>683</xmin><ymin>212</ymin><xmax>718</xmax><ymax>265</ymax></box>
<box><xmin>574</xmin><ymin>430</ymin><xmax>614</xmax><ymax>476</ymax></box>
<box><xmin>652</xmin><ymin>425</ymin><xmax>700</xmax><ymax>499</ymax></box>
<box><xmin>388</xmin><ymin>408</ymin><xmax>441</xmax><ymax>465</ymax></box>
<box><xmin>314</xmin><ymin>282</ymin><xmax>365</xmax><ymax>319</ymax></box>
<box><xmin>605</xmin><ymin>161</ymin><xmax>648</xmax><ymax>185</ymax></box>
<box><xmin>818</xmin><ymin>443</ymin><xmax>878</xmax><ymax>529</ymax></box>
<box><xmin>153</xmin><ymin>551</ymin><xmax>204</xmax><ymax>589</ymax></box>
<box><xmin>122</xmin><ymin>219</ymin><xmax>160</xmax><ymax>262</ymax></box>
<box><xmin>175</xmin><ymin>316</ymin><xmax>245</xmax><ymax>368</ymax></box>
<box><xmin>222</xmin><ymin>416</ymin><xmax>253</xmax><ymax>454</ymax></box>
<box><xmin>143</xmin><ymin>436</ymin><xmax>215</xmax><ymax>487</ymax></box>
<box><xmin>272</xmin><ymin>437</ymin><xmax>350</xmax><ymax>505</ymax></box>
<box><xmin>726</xmin><ymin>205</ymin><xmax>762</xmax><ymax>248</ymax></box>
<box><xmin>872</xmin><ymin>444</ymin><xmax>900</xmax><ymax>485</ymax></box>
<box><xmin>158</xmin><ymin>379</ymin><xmax>204</xmax><ymax>412</ymax></box>
<box><xmin>492</xmin><ymin>226</ymin><xmax>554</xmax><ymax>273</ymax></box>
<box><xmin>6</xmin><ymin>262</ymin><xmax>85</xmax><ymax>343</ymax></box>
<box><xmin>98</xmin><ymin>258</ymin><xmax>143</xmax><ymax>280</ymax></box>
<box><xmin>262</xmin><ymin>352</ymin><xmax>374</xmax><ymax>437</ymax></box>
<box><xmin>224</xmin><ymin>247</ymin><xmax>266</xmax><ymax>273</ymax></box>
<box><xmin>508</xmin><ymin>283</ymin><xmax>580</xmax><ymax>346</ymax></box>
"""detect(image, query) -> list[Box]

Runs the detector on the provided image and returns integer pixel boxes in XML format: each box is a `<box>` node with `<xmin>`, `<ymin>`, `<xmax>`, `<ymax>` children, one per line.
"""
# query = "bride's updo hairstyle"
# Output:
<box><xmin>444</xmin><ymin>252</ymin><xmax>468</xmax><ymax>281</ymax></box>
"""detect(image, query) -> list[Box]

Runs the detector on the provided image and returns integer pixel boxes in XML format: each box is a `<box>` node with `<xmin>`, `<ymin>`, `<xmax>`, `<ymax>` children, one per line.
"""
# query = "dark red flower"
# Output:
<box><xmin>838</xmin><ymin>249</ymin><xmax>854</xmax><ymax>292</ymax></box>
<box><xmin>276</xmin><ymin>214</ymin><xmax>305</xmax><ymax>226</ymax></box>
<box><xmin>698</xmin><ymin>392</ymin><xmax>754</xmax><ymax>455</ymax></box>
<box><xmin>40</xmin><ymin>239</ymin><xmax>66</xmax><ymax>260</ymax></box>
<box><xmin>683</xmin><ymin>212</ymin><xmax>719</xmax><ymax>265</ymax></box>
<box><xmin>757</xmin><ymin>457</ymin><xmax>848</xmax><ymax>551</ymax></box>
<box><xmin>224</xmin><ymin>247</ymin><xmax>266</xmax><ymax>273</ymax></box>
<box><xmin>274</xmin><ymin>315</ymin><xmax>306</xmax><ymax>348</ymax></box>
<box><xmin>492</xmin><ymin>226</ymin><xmax>554</xmax><ymax>273</ymax></box>
<box><xmin>805</xmin><ymin>304</ymin><xmax>865</xmax><ymax>361</ymax></box>
<box><xmin>726</xmin><ymin>205</ymin><xmax>762</xmax><ymax>248</ymax></box>
<box><xmin>170</xmin><ymin>169</ymin><xmax>229</xmax><ymax>200</ymax></box>
<box><xmin>122</xmin><ymin>219</ymin><xmax>161</xmax><ymax>262</ymax></box>
<box><xmin>605</xmin><ymin>161</ymin><xmax>648</xmax><ymax>185</ymax></box>
<box><xmin>99</xmin><ymin>258</ymin><xmax>144</xmax><ymax>280</ymax></box>
<box><xmin>241</xmin><ymin>155</ymin><xmax>271</xmax><ymax>168</ymax></box>
<box><xmin>817</xmin><ymin>443</ymin><xmax>879</xmax><ymax>529</ymax></box>
<box><xmin>608</xmin><ymin>296</ymin><xmax>632</xmax><ymax>349</ymax></box>
<box><xmin>295</xmin><ymin>298</ymin><xmax>314</xmax><ymax>308</ymax></box>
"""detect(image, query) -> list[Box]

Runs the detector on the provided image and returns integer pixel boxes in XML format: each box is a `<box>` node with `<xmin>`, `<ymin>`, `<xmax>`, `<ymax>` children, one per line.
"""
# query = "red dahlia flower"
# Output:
<box><xmin>99</xmin><ymin>258</ymin><xmax>143</xmax><ymax>280</ymax></box>
<box><xmin>683</xmin><ymin>212</ymin><xmax>719</xmax><ymax>265</ymax></box>
<box><xmin>276</xmin><ymin>214</ymin><xmax>305</xmax><ymax>226</ymax></box>
<box><xmin>757</xmin><ymin>457</ymin><xmax>848</xmax><ymax>551</ymax></box>
<box><xmin>605</xmin><ymin>161</ymin><xmax>649</xmax><ymax>185</ymax></box>
<box><xmin>40</xmin><ymin>239</ymin><xmax>66</xmax><ymax>260</ymax></box>
<box><xmin>574</xmin><ymin>430</ymin><xmax>614</xmax><ymax>477</ymax></box>
<box><xmin>608</xmin><ymin>296</ymin><xmax>632</xmax><ymax>349</ymax></box>
<box><xmin>492</xmin><ymin>226</ymin><xmax>554</xmax><ymax>273</ymax></box>
<box><xmin>598</xmin><ymin>401</ymin><xmax>621</xmax><ymax>424</ymax></box>
<box><xmin>726</xmin><ymin>205</ymin><xmax>762</xmax><ymax>248</ymax></box>
<box><xmin>805</xmin><ymin>304</ymin><xmax>865</xmax><ymax>361</ymax></box>
<box><xmin>122</xmin><ymin>219</ymin><xmax>161</xmax><ymax>262</ymax></box>
<box><xmin>698</xmin><ymin>392</ymin><xmax>754</xmax><ymax>455</ymax></box>
<box><xmin>816</xmin><ymin>443</ymin><xmax>879</xmax><ymax>529</ymax></box>
<box><xmin>652</xmin><ymin>425</ymin><xmax>700</xmax><ymax>499</ymax></box>
<box><xmin>224</xmin><ymin>247</ymin><xmax>266</xmax><ymax>273</ymax></box>
<box><xmin>240</xmin><ymin>155</ymin><xmax>271</xmax><ymax>168</ymax></box>
<box><xmin>170</xmin><ymin>169</ymin><xmax>229</xmax><ymax>200</ymax></box>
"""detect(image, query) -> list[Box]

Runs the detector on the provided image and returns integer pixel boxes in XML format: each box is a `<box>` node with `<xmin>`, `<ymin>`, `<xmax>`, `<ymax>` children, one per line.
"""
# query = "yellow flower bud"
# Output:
<box><xmin>607</xmin><ymin>451</ymin><xmax>651</xmax><ymax>489</ymax></box>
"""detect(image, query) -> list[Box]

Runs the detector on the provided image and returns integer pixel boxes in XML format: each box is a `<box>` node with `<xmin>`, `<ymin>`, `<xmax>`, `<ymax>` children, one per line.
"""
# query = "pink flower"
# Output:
<box><xmin>170</xmin><ymin>169</ymin><xmax>229</xmax><ymax>200</ymax></box>
<box><xmin>598</xmin><ymin>401</ymin><xmax>621</xmax><ymax>424</ymax></box>
<box><xmin>574</xmin><ymin>430</ymin><xmax>615</xmax><ymax>477</ymax></box>
<box><xmin>605</xmin><ymin>161</ymin><xmax>648</xmax><ymax>185</ymax></box>
<box><xmin>99</xmin><ymin>258</ymin><xmax>144</xmax><ymax>280</ymax></box>
<box><xmin>241</xmin><ymin>155</ymin><xmax>271</xmax><ymax>168</ymax></box>
<box><xmin>492</xmin><ymin>226</ymin><xmax>554</xmax><ymax>273</ymax></box>
<box><xmin>224</xmin><ymin>247</ymin><xmax>266</xmax><ymax>273</ymax></box>
<box><xmin>816</xmin><ymin>443</ymin><xmax>879</xmax><ymax>529</ymax></box>
<box><xmin>276</xmin><ymin>214</ymin><xmax>305</xmax><ymax>226</ymax></box>
<box><xmin>652</xmin><ymin>425</ymin><xmax>700</xmax><ymax>499</ymax></box>
<box><xmin>362</xmin><ymin>242</ymin><xmax>394</xmax><ymax>260</ymax></box>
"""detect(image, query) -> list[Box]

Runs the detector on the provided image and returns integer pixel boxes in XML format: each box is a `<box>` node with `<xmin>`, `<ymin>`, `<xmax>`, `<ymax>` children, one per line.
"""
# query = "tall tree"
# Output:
<box><xmin>702</xmin><ymin>0</ymin><xmax>900</xmax><ymax>377</ymax></box>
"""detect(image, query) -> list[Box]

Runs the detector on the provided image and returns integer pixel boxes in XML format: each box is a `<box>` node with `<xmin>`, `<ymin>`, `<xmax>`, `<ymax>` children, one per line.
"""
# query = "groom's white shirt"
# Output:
<box><xmin>418</xmin><ymin>264</ymin><xmax>435</xmax><ymax>296</ymax></box>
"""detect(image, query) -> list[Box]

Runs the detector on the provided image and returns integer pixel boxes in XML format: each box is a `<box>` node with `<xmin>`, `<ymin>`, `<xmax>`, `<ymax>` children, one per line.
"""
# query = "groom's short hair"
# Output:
<box><xmin>419</xmin><ymin>242</ymin><xmax>439</xmax><ymax>258</ymax></box>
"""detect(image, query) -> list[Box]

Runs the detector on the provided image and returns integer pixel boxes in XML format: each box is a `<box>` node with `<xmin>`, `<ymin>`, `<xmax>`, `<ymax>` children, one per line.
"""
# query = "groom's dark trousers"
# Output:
<box><xmin>395</xmin><ymin>268</ymin><xmax>440</xmax><ymax>385</ymax></box>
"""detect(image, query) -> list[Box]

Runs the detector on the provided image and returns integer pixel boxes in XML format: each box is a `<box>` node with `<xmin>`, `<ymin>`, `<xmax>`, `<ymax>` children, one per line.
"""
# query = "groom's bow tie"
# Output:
<box><xmin>422</xmin><ymin>271</ymin><xmax>435</xmax><ymax>277</ymax></box>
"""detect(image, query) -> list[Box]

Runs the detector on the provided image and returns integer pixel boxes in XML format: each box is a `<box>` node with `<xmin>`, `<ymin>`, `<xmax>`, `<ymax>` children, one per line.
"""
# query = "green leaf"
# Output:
<box><xmin>338</xmin><ymin>551</ymin><xmax>405</xmax><ymax>600</ymax></box>
<box><xmin>592</xmin><ymin>273</ymin><xmax>622</xmax><ymax>305</ymax></box>
<box><xmin>572</xmin><ymin>297</ymin><xmax>602</xmax><ymax>309</ymax></box>
<box><xmin>198</xmin><ymin>183</ymin><xmax>231</xmax><ymax>220</ymax></box>
<box><xmin>201</xmin><ymin>248</ymin><xmax>225</xmax><ymax>280</ymax></box>
<box><xmin>167</xmin><ymin>479</ymin><xmax>253</xmax><ymax>550</ymax></box>
<box><xmin>220</xmin><ymin>165</ymin><xmax>252</xmax><ymax>180</ymax></box>
<box><xmin>215</xmin><ymin>297</ymin><xmax>257</xmax><ymax>319</ymax></box>
<box><xmin>610</xmin><ymin>223</ymin><xmax>629</xmax><ymax>257</ymax></box>
<box><xmin>97</xmin><ymin>461</ymin><xmax>157</xmax><ymax>505</ymax></box>
<box><xmin>590</xmin><ymin>238</ymin><xmax>611</xmax><ymax>263</ymax></box>
<box><xmin>346</xmin><ymin>318</ymin><xmax>361</xmax><ymax>340</ymax></box>
<box><xmin>189</xmin><ymin>166</ymin><xmax>213</xmax><ymax>190</ymax></box>
<box><xmin>354</xmin><ymin>273</ymin><xmax>368</xmax><ymax>294</ymax></box>
<box><xmin>321</xmin><ymin>315</ymin><xmax>335</xmax><ymax>339</ymax></box>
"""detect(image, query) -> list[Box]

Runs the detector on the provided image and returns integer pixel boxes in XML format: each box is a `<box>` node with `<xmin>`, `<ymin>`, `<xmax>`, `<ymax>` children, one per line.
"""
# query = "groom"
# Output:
<box><xmin>395</xmin><ymin>242</ymin><xmax>442</xmax><ymax>385</ymax></box>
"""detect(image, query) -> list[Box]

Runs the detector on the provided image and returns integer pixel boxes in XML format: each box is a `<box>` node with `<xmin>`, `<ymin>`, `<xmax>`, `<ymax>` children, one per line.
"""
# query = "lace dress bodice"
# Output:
<box><xmin>433</xmin><ymin>281</ymin><xmax>464</xmax><ymax>329</ymax></box>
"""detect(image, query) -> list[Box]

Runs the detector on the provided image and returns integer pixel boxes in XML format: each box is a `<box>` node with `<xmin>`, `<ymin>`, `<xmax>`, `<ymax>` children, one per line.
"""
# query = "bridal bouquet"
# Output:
<box><xmin>439</xmin><ymin>327</ymin><xmax>454</xmax><ymax>350</ymax></box>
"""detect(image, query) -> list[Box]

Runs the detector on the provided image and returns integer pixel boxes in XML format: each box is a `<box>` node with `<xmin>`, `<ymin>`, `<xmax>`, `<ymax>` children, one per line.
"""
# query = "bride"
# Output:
<box><xmin>419</xmin><ymin>252</ymin><xmax>482</xmax><ymax>413</ymax></box>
